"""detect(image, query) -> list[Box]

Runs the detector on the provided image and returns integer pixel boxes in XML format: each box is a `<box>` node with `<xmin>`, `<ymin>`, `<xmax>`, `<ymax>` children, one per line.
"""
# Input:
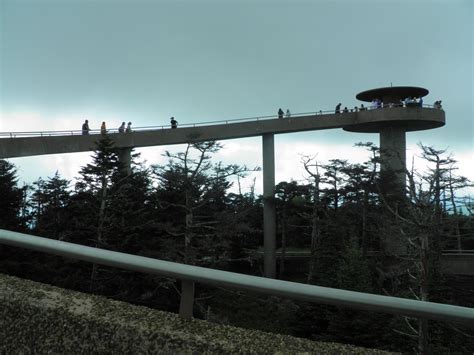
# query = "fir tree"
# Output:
<box><xmin>0</xmin><ymin>160</ymin><xmax>28</xmax><ymax>231</ymax></box>
<box><xmin>31</xmin><ymin>172</ymin><xmax>71</xmax><ymax>239</ymax></box>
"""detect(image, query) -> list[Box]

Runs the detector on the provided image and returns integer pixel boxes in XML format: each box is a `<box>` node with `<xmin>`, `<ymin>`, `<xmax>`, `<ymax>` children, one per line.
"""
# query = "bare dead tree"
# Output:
<box><xmin>381</xmin><ymin>144</ymin><xmax>472</xmax><ymax>354</ymax></box>
<box><xmin>301</xmin><ymin>154</ymin><xmax>322</xmax><ymax>284</ymax></box>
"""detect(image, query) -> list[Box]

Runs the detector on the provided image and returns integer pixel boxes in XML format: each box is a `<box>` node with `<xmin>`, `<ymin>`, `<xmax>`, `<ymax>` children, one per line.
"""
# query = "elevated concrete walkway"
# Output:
<box><xmin>0</xmin><ymin>105</ymin><xmax>446</xmax><ymax>279</ymax></box>
<box><xmin>0</xmin><ymin>107</ymin><xmax>444</xmax><ymax>159</ymax></box>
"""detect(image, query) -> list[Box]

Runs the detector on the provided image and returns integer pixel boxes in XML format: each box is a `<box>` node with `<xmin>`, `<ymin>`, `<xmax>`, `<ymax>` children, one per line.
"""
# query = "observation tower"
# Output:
<box><xmin>344</xmin><ymin>86</ymin><xmax>445</xmax><ymax>195</ymax></box>
<box><xmin>0</xmin><ymin>85</ymin><xmax>446</xmax><ymax>274</ymax></box>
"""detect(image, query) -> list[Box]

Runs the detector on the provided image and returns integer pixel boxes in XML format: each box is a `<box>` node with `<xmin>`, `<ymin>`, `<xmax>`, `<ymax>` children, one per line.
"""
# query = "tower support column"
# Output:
<box><xmin>118</xmin><ymin>147</ymin><xmax>132</xmax><ymax>175</ymax></box>
<box><xmin>379</xmin><ymin>126</ymin><xmax>408</xmax><ymax>255</ymax></box>
<box><xmin>379</xmin><ymin>126</ymin><xmax>406</xmax><ymax>192</ymax></box>
<box><xmin>262</xmin><ymin>133</ymin><xmax>276</xmax><ymax>278</ymax></box>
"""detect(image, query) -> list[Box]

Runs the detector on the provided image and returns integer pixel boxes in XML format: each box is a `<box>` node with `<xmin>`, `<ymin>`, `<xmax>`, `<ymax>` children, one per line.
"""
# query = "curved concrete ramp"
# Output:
<box><xmin>0</xmin><ymin>107</ymin><xmax>444</xmax><ymax>159</ymax></box>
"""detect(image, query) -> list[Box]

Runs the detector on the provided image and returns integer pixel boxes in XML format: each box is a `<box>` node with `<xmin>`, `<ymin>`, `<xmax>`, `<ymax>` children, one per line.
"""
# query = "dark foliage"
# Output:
<box><xmin>1</xmin><ymin>142</ymin><xmax>473</xmax><ymax>352</ymax></box>
<box><xmin>0</xmin><ymin>160</ymin><xmax>28</xmax><ymax>231</ymax></box>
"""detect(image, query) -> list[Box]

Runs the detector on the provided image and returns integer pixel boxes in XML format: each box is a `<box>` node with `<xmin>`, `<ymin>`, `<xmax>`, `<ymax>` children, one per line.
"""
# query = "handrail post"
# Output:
<box><xmin>179</xmin><ymin>279</ymin><xmax>195</xmax><ymax>320</ymax></box>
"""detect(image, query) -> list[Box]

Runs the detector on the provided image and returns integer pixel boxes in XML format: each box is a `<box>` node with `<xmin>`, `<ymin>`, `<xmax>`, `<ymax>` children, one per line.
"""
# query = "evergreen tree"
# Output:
<box><xmin>106</xmin><ymin>165</ymin><xmax>155</xmax><ymax>253</ymax></box>
<box><xmin>321</xmin><ymin>239</ymin><xmax>390</xmax><ymax>349</ymax></box>
<box><xmin>31</xmin><ymin>172</ymin><xmax>71</xmax><ymax>239</ymax></box>
<box><xmin>0</xmin><ymin>160</ymin><xmax>28</xmax><ymax>231</ymax></box>
<box><xmin>275</xmin><ymin>180</ymin><xmax>310</xmax><ymax>277</ymax></box>
<box><xmin>224</xmin><ymin>187</ymin><xmax>263</xmax><ymax>259</ymax></box>
<box><xmin>321</xmin><ymin>159</ymin><xmax>348</xmax><ymax>213</ymax></box>
<box><xmin>152</xmin><ymin>141</ymin><xmax>251</xmax><ymax>265</ymax></box>
<box><xmin>73</xmin><ymin>135</ymin><xmax>123</xmax><ymax>247</ymax></box>
<box><xmin>71</xmin><ymin>136</ymin><xmax>137</xmax><ymax>291</ymax></box>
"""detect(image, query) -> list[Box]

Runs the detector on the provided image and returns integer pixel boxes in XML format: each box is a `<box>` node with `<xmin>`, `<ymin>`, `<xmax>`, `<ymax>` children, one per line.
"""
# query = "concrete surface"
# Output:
<box><xmin>0</xmin><ymin>107</ymin><xmax>445</xmax><ymax>159</ymax></box>
<box><xmin>0</xmin><ymin>273</ymin><xmax>394</xmax><ymax>354</ymax></box>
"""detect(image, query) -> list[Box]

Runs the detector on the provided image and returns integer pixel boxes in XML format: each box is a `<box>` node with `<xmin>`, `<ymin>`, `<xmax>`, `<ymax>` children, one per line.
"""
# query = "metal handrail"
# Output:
<box><xmin>0</xmin><ymin>104</ymin><xmax>440</xmax><ymax>139</ymax></box>
<box><xmin>0</xmin><ymin>229</ymin><xmax>472</xmax><ymax>325</ymax></box>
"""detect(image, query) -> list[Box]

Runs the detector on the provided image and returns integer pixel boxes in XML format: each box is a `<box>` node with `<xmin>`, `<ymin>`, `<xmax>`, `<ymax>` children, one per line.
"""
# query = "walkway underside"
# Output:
<box><xmin>0</xmin><ymin>107</ymin><xmax>444</xmax><ymax>159</ymax></box>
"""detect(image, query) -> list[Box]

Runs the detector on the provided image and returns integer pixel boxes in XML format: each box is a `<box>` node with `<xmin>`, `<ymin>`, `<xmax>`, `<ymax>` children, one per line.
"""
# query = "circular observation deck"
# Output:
<box><xmin>356</xmin><ymin>86</ymin><xmax>429</xmax><ymax>105</ymax></box>
<box><xmin>344</xmin><ymin>86</ymin><xmax>445</xmax><ymax>133</ymax></box>
<box><xmin>343</xmin><ymin>107</ymin><xmax>445</xmax><ymax>133</ymax></box>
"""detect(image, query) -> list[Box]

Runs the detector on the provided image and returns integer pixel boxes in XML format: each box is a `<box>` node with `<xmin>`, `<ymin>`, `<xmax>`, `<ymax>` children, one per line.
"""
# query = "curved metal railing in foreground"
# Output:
<box><xmin>0</xmin><ymin>229</ymin><xmax>471</xmax><ymax>324</ymax></box>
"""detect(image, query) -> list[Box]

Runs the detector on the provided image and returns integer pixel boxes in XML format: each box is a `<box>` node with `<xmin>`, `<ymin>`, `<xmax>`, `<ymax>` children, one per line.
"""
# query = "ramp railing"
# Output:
<box><xmin>0</xmin><ymin>104</ymin><xmax>439</xmax><ymax>138</ymax></box>
<box><xmin>1</xmin><ymin>229</ymin><xmax>472</xmax><ymax>324</ymax></box>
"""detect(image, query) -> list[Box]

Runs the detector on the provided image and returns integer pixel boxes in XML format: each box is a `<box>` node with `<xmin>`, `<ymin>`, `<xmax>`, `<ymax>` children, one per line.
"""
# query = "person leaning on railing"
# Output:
<box><xmin>170</xmin><ymin>117</ymin><xmax>178</xmax><ymax>129</ymax></box>
<box><xmin>278</xmin><ymin>108</ymin><xmax>284</xmax><ymax>119</ymax></box>
<box><xmin>82</xmin><ymin>120</ymin><xmax>90</xmax><ymax>135</ymax></box>
<box><xmin>118</xmin><ymin>122</ymin><xmax>126</xmax><ymax>133</ymax></box>
<box><xmin>405</xmin><ymin>97</ymin><xmax>424</xmax><ymax>108</ymax></box>
<box><xmin>101</xmin><ymin>122</ymin><xmax>107</xmax><ymax>135</ymax></box>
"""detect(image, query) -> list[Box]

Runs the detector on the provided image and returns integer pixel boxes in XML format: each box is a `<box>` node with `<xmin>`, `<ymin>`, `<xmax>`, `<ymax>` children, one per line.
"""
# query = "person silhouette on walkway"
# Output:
<box><xmin>170</xmin><ymin>117</ymin><xmax>178</xmax><ymax>129</ymax></box>
<box><xmin>335</xmin><ymin>103</ymin><xmax>341</xmax><ymax>114</ymax></box>
<box><xmin>278</xmin><ymin>108</ymin><xmax>284</xmax><ymax>119</ymax></box>
<box><xmin>286</xmin><ymin>109</ymin><xmax>291</xmax><ymax>118</ymax></box>
<box><xmin>82</xmin><ymin>120</ymin><xmax>90</xmax><ymax>135</ymax></box>
<box><xmin>126</xmin><ymin>122</ymin><xmax>132</xmax><ymax>133</ymax></box>
<box><xmin>101</xmin><ymin>122</ymin><xmax>107</xmax><ymax>135</ymax></box>
<box><xmin>118</xmin><ymin>122</ymin><xmax>126</xmax><ymax>133</ymax></box>
<box><xmin>343</xmin><ymin>107</ymin><xmax>349</xmax><ymax>113</ymax></box>
<box><xmin>376</xmin><ymin>98</ymin><xmax>382</xmax><ymax>109</ymax></box>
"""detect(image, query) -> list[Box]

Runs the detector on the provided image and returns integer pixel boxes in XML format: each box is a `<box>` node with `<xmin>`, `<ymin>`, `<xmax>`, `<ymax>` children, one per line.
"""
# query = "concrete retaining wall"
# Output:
<box><xmin>0</xmin><ymin>273</ymin><xmax>393</xmax><ymax>354</ymax></box>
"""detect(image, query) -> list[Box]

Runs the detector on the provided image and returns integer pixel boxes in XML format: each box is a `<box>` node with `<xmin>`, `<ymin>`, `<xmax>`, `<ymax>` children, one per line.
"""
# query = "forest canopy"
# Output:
<box><xmin>1</xmin><ymin>138</ymin><xmax>473</xmax><ymax>353</ymax></box>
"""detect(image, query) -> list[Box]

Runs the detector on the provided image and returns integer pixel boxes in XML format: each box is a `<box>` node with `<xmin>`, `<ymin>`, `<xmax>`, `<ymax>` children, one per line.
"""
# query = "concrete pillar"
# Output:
<box><xmin>379</xmin><ymin>127</ymin><xmax>408</xmax><ymax>255</ymax></box>
<box><xmin>379</xmin><ymin>126</ymin><xmax>406</xmax><ymax>191</ymax></box>
<box><xmin>262</xmin><ymin>134</ymin><xmax>276</xmax><ymax>278</ymax></box>
<box><xmin>118</xmin><ymin>147</ymin><xmax>132</xmax><ymax>175</ymax></box>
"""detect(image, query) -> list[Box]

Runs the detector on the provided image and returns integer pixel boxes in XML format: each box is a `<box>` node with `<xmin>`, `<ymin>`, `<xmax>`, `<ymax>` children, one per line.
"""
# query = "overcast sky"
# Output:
<box><xmin>1</xmin><ymin>0</ymin><xmax>473</xmax><ymax>194</ymax></box>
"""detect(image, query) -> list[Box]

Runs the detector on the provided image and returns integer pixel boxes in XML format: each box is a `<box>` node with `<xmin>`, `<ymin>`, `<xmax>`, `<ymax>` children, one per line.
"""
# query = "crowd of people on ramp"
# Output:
<box><xmin>332</xmin><ymin>97</ymin><xmax>442</xmax><ymax>115</ymax></box>
<box><xmin>81</xmin><ymin>120</ymin><xmax>132</xmax><ymax>135</ymax></box>
<box><xmin>81</xmin><ymin>99</ymin><xmax>443</xmax><ymax>136</ymax></box>
<box><xmin>277</xmin><ymin>97</ymin><xmax>441</xmax><ymax>119</ymax></box>
<box><xmin>81</xmin><ymin>117</ymin><xmax>178</xmax><ymax>136</ymax></box>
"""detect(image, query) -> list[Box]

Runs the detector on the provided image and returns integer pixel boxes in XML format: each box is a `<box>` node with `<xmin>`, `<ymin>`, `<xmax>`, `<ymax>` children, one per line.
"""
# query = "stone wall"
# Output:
<box><xmin>0</xmin><ymin>273</ymin><xmax>393</xmax><ymax>354</ymax></box>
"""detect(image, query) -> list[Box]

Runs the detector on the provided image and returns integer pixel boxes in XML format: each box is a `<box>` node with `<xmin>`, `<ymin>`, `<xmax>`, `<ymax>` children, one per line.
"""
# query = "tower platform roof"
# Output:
<box><xmin>356</xmin><ymin>86</ymin><xmax>429</xmax><ymax>103</ymax></box>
